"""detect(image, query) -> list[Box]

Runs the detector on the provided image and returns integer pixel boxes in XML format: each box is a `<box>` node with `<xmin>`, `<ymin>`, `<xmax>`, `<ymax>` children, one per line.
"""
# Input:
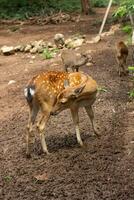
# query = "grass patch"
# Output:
<box><xmin>98</xmin><ymin>86</ymin><xmax>108</xmax><ymax>92</ymax></box>
<box><xmin>42</xmin><ymin>47</ymin><xmax>59</xmax><ymax>59</ymax></box>
<box><xmin>128</xmin><ymin>90</ymin><xmax>134</xmax><ymax>98</ymax></box>
<box><xmin>4</xmin><ymin>176</ymin><xmax>12</xmax><ymax>182</ymax></box>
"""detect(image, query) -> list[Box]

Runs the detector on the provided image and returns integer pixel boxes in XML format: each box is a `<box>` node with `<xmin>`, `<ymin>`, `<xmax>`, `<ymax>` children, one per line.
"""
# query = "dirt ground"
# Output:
<box><xmin>0</xmin><ymin>8</ymin><xmax>134</xmax><ymax>200</ymax></box>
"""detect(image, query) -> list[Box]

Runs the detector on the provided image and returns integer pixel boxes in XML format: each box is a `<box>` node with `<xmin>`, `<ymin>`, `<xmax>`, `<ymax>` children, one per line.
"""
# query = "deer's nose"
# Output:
<box><xmin>50</xmin><ymin>111</ymin><xmax>57</xmax><ymax>116</ymax></box>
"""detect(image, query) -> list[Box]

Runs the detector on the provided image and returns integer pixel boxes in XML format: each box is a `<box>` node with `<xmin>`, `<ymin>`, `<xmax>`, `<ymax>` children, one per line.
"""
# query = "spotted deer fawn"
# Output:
<box><xmin>24</xmin><ymin>71</ymin><xmax>98</xmax><ymax>157</ymax></box>
<box><xmin>116</xmin><ymin>41</ymin><xmax>128</xmax><ymax>76</ymax></box>
<box><xmin>61</xmin><ymin>50</ymin><xmax>90</xmax><ymax>72</ymax></box>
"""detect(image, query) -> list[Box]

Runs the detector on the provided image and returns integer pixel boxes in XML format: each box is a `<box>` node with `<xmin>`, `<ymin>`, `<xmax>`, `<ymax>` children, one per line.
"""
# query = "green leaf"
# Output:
<box><xmin>122</xmin><ymin>25</ymin><xmax>132</xmax><ymax>34</ymax></box>
<box><xmin>128</xmin><ymin>90</ymin><xmax>134</xmax><ymax>98</ymax></box>
<box><xmin>98</xmin><ymin>87</ymin><xmax>108</xmax><ymax>92</ymax></box>
<box><xmin>128</xmin><ymin>66</ymin><xmax>134</xmax><ymax>71</ymax></box>
<box><xmin>4</xmin><ymin>176</ymin><xmax>12</xmax><ymax>182</ymax></box>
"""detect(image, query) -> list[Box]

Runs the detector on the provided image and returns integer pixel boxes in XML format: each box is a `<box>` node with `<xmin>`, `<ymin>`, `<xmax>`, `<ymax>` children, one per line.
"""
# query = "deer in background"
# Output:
<box><xmin>61</xmin><ymin>49</ymin><xmax>91</xmax><ymax>72</ymax></box>
<box><xmin>116</xmin><ymin>41</ymin><xmax>128</xmax><ymax>76</ymax></box>
<box><xmin>24</xmin><ymin>71</ymin><xmax>98</xmax><ymax>157</ymax></box>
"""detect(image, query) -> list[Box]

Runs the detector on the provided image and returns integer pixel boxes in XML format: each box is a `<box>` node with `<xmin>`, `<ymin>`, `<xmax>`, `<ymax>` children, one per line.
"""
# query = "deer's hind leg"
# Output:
<box><xmin>26</xmin><ymin>104</ymin><xmax>39</xmax><ymax>157</ymax></box>
<box><xmin>70</xmin><ymin>107</ymin><xmax>83</xmax><ymax>146</ymax></box>
<box><xmin>85</xmin><ymin>106</ymin><xmax>99</xmax><ymax>137</ymax></box>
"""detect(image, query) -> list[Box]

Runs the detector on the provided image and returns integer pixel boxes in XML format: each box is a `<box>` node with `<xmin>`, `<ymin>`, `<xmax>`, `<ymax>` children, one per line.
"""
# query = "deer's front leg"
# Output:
<box><xmin>37</xmin><ymin>113</ymin><xmax>50</xmax><ymax>154</ymax></box>
<box><xmin>70</xmin><ymin>107</ymin><xmax>83</xmax><ymax>146</ymax></box>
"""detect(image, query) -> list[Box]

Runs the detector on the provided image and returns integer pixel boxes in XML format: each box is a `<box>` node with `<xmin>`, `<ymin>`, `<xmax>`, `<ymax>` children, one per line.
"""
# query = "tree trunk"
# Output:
<box><xmin>81</xmin><ymin>0</ymin><xmax>90</xmax><ymax>15</ymax></box>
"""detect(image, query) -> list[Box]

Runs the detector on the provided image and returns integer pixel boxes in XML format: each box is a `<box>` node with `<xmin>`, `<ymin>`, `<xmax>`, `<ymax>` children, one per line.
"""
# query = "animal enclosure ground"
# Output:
<box><xmin>0</xmin><ymin>8</ymin><xmax>134</xmax><ymax>200</ymax></box>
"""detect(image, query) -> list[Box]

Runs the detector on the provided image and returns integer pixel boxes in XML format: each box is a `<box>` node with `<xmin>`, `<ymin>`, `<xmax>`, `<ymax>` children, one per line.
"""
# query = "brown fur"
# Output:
<box><xmin>61</xmin><ymin>50</ymin><xmax>89</xmax><ymax>72</ymax></box>
<box><xmin>116</xmin><ymin>41</ymin><xmax>128</xmax><ymax>76</ymax></box>
<box><xmin>24</xmin><ymin>71</ymin><xmax>98</xmax><ymax>157</ymax></box>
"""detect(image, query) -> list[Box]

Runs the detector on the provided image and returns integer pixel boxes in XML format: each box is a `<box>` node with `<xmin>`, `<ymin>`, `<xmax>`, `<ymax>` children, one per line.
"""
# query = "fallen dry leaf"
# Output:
<box><xmin>34</xmin><ymin>173</ymin><xmax>48</xmax><ymax>182</ymax></box>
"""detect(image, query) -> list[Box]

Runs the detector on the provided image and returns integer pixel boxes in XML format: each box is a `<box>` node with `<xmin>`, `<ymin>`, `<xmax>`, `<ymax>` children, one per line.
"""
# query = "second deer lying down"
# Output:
<box><xmin>24</xmin><ymin>71</ymin><xmax>98</xmax><ymax>157</ymax></box>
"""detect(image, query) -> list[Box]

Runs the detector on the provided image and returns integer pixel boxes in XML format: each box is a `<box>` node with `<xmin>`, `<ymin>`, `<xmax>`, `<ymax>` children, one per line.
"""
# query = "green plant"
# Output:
<box><xmin>42</xmin><ymin>47</ymin><xmax>59</xmax><ymax>59</ymax></box>
<box><xmin>4</xmin><ymin>176</ymin><xmax>12</xmax><ymax>182</ymax></box>
<box><xmin>128</xmin><ymin>90</ymin><xmax>134</xmax><ymax>98</ymax></box>
<box><xmin>0</xmin><ymin>0</ymin><xmax>82</xmax><ymax>19</ymax></box>
<box><xmin>114</xmin><ymin>0</ymin><xmax>134</xmax><ymax>19</ymax></box>
<box><xmin>91</xmin><ymin>0</ymin><xmax>119</xmax><ymax>8</ymax></box>
<box><xmin>122</xmin><ymin>25</ymin><xmax>132</xmax><ymax>34</ymax></box>
<box><xmin>97</xmin><ymin>86</ymin><xmax>108</xmax><ymax>92</ymax></box>
<box><xmin>42</xmin><ymin>48</ymin><xmax>53</xmax><ymax>59</ymax></box>
<box><xmin>128</xmin><ymin>66</ymin><xmax>134</xmax><ymax>71</ymax></box>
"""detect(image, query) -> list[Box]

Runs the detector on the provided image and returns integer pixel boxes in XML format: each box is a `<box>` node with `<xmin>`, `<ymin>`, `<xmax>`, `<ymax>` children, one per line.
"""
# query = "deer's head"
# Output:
<box><xmin>51</xmin><ymin>79</ymin><xmax>86</xmax><ymax>115</ymax></box>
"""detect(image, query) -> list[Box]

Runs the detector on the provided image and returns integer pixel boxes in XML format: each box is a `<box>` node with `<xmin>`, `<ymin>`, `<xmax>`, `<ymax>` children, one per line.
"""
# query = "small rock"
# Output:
<box><xmin>92</xmin><ymin>35</ymin><xmax>101</xmax><ymax>43</ymax></box>
<box><xmin>31</xmin><ymin>55</ymin><xmax>35</xmax><ymax>59</ymax></box>
<box><xmin>8</xmin><ymin>80</ymin><xmax>16</xmax><ymax>85</ymax></box>
<box><xmin>65</xmin><ymin>38</ymin><xmax>72</xmax><ymax>45</ymax></box>
<box><xmin>14</xmin><ymin>45</ymin><xmax>22</xmax><ymax>52</ymax></box>
<box><xmin>37</xmin><ymin>46</ymin><xmax>44</xmax><ymax>53</ymax></box>
<box><xmin>74</xmin><ymin>47</ymin><xmax>80</xmax><ymax>51</ymax></box>
<box><xmin>29</xmin><ymin>60</ymin><xmax>34</xmax><ymax>64</ymax></box>
<box><xmin>30</xmin><ymin>47</ymin><xmax>38</xmax><ymax>54</ymax></box>
<box><xmin>34</xmin><ymin>173</ymin><xmax>48</xmax><ymax>182</ymax></box>
<box><xmin>24</xmin><ymin>44</ymin><xmax>32</xmax><ymax>52</ymax></box>
<box><xmin>112</xmin><ymin>108</ymin><xmax>116</xmax><ymax>113</ymax></box>
<box><xmin>41</xmin><ymin>41</ymin><xmax>47</xmax><ymax>48</ymax></box>
<box><xmin>20</xmin><ymin>46</ymin><xmax>25</xmax><ymax>52</ymax></box>
<box><xmin>31</xmin><ymin>40</ymin><xmax>44</xmax><ymax>48</ymax></box>
<box><xmin>66</xmin><ymin>38</ymin><xmax>85</xmax><ymax>49</ymax></box>
<box><xmin>86</xmin><ymin>62</ymin><xmax>93</xmax><ymax>67</ymax></box>
<box><xmin>85</xmin><ymin>50</ymin><xmax>92</xmax><ymax>54</ymax></box>
<box><xmin>47</xmin><ymin>42</ymin><xmax>53</xmax><ymax>48</ymax></box>
<box><xmin>1</xmin><ymin>46</ymin><xmax>14</xmax><ymax>55</ymax></box>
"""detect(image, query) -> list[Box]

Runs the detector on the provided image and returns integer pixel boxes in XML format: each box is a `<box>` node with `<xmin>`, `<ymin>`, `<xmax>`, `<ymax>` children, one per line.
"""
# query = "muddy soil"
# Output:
<box><xmin>0</xmin><ymin>8</ymin><xmax>134</xmax><ymax>200</ymax></box>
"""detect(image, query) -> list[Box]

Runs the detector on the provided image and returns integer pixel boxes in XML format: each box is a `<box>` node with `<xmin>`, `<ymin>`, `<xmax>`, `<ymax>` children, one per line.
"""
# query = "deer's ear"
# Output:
<box><xmin>73</xmin><ymin>85</ymin><xmax>85</xmax><ymax>97</ymax></box>
<box><xmin>64</xmin><ymin>80</ymin><xmax>69</xmax><ymax>88</ymax></box>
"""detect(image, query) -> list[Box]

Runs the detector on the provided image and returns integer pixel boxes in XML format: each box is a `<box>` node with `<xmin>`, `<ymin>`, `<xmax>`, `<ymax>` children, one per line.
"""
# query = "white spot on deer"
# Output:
<box><xmin>30</xmin><ymin>88</ymin><xmax>35</xmax><ymax>96</ymax></box>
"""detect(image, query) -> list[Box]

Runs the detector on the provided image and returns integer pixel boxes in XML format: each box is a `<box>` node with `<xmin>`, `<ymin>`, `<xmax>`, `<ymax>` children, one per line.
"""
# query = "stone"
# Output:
<box><xmin>8</xmin><ymin>80</ymin><xmax>16</xmax><ymax>85</ymax></box>
<box><xmin>1</xmin><ymin>46</ymin><xmax>14</xmax><ymax>55</ymax></box>
<box><xmin>86</xmin><ymin>62</ymin><xmax>93</xmax><ymax>67</ymax></box>
<box><xmin>37</xmin><ymin>46</ymin><xmax>44</xmax><ymax>53</ymax></box>
<box><xmin>66</xmin><ymin>38</ymin><xmax>85</xmax><ymax>49</ymax></box>
<box><xmin>20</xmin><ymin>46</ymin><xmax>25</xmax><ymax>52</ymax></box>
<box><xmin>29</xmin><ymin>60</ymin><xmax>34</xmax><ymax>64</ymax></box>
<box><xmin>30</xmin><ymin>47</ymin><xmax>38</xmax><ymax>54</ymax></box>
<box><xmin>24</xmin><ymin>44</ymin><xmax>32</xmax><ymax>52</ymax></box>
<box><xmin>47</xmin><ymin>42</ymin><xmax>53</xmax><ymax>48</ymax></box>
<box><xmin>14</xmin><ymin>45</ymin><xmax>22</xmax><ymax>51</ymax></box>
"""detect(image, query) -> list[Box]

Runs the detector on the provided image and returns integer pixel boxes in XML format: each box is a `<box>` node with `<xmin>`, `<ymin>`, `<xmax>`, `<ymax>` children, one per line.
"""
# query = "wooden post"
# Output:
<box><xmin>99</xmin><ymin>0</ymin><xmax>113</xmax><ymax>36</ymax></box>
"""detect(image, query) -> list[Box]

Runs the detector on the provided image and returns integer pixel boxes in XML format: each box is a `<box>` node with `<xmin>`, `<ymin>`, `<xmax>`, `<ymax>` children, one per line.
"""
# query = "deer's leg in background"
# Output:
<box><xmin>122</xmin><ymin>55</ymin><xmax>128</xmax><ymax>75</ymax></box>
<box><xmin>65</xmin><ymin>64</ymin><xmax>68</xmax><ymax>72</ymax></box>
<box><xmin>70</xmin><ymin>107</ymin><xmax>83</xmax><ymax>146</ymax></box>
<box><xmin>117</xmin><ymin>57</ymin><xmax>122</xmax><ymax>76</ymax></box>
<box><xmin>76</xmin><ymin>67</ymin><xmax>79</xmax><ymax>72</ymax></box>
<box><xmin>85</xmin><ymin>106</ymin><xmax>98</xmax><ymax>136</ymax></box>
<box><xmin>26</xmin><ymin>105</ymin><xmax>39</xmax><ymax>157</ymax></box>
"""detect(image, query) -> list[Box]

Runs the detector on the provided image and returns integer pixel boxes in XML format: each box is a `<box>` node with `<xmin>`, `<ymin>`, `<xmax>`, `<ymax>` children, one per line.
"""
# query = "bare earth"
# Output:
<box><xmin>0</xmin><ymin>8</ymin><xmax>134</xmax><ymax>200</ymax></box>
